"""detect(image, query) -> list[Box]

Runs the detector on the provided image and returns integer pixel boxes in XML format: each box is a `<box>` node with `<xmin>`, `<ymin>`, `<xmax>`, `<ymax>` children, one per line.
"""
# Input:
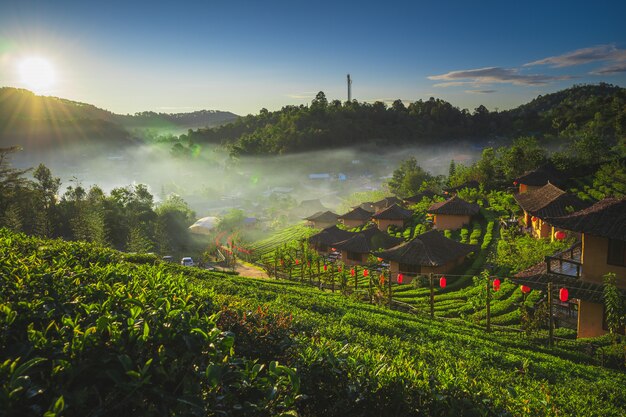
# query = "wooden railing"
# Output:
<box><xmin>545</xmin><ymin>241</ymin><xmax>582</xmax><ymax>278</ymax></box>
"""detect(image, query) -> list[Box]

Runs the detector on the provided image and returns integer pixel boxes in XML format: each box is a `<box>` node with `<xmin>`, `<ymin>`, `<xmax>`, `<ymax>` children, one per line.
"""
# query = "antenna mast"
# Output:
<box><xmin>347</xmin><ymin>74</ymin><xmax>352</xmax><ymax>102</ymax></box>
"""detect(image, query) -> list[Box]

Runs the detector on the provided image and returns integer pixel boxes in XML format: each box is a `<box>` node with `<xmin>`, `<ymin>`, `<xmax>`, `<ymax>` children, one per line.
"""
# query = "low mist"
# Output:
<box><xmin>12</xmin><ymin>140</ymin><xmax>483</xmax><ymax>219</ymax></box>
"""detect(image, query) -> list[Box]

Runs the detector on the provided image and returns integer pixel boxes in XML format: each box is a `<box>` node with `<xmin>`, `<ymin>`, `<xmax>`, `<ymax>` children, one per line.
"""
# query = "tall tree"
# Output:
<box><xmin>388</xmin><ymin>157</ymin><xmax>433</xmax><ymax>198</ymax></box>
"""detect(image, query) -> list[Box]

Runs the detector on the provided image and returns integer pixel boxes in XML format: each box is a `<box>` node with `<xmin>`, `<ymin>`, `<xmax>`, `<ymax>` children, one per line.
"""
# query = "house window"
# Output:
<box><xmin>347</xmin><ymin>251</ymin><xmax>362</xmax><ymax>262</ymax></box>
<box><xmin>607</xmin><ymin>239</ymin><xmax>626</xmax><ymax>267</ymax></box>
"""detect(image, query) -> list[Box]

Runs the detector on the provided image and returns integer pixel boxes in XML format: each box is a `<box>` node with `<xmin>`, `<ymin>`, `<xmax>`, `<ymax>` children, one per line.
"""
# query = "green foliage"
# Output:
<box><xmin>388</xmin><ymin>157</ymin><xmax>433</xmax><ymax>198</ymax></box>
<box><xmin>493</xmin><ymin>230</ymin><xmax>571</xmax><ymax>274</ymax></box>
<box><xmin>0</xmin><ymin>230</ymin><xmax>298</xmax><ymax>416</ymax></box>
<box><xmin>497</xmin><ymin>137</ymin><xmax>547</xmax><ymax>181</ymax></box>
<box><xmin>4</xmin><ymin>230</ymin><xmax>626</xmax><ymax>416</ymax></box>
<box><xmin>592</xmin><ymin>160</ymin><xmax>626</xmax><ymax>198</ymax></box>
<box><xmin>603</xmin><ymin>273</ymin><xmax>626</xmax><ymax>341</ymax></box>
<box><xmin>250</xmin><ymin>224</ymin><xmax>318</xmax><ymax>259</ymax></box>
<box><xmin>182</xmin><ymin>84</ymin><xmax>626</xmax><ymax>156</ymax></box>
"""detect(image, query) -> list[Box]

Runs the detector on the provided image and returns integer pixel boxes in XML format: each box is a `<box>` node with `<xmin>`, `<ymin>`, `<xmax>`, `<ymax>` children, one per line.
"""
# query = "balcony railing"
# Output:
<box><xmin>545</xmin><ymin>241</ymin><xmax>582</xmax><ymax>278</ymax></box>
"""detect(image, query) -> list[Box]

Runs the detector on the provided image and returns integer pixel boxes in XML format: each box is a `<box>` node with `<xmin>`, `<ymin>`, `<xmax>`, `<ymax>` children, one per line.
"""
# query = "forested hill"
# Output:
<box><xmin>182</xmin><ymin>83</ymin><xmax>626</xmax><ymax>155</ymax></box>
<box><xmin>0</xmin><ymin>87</ymin><xmax>238</xmax><ymax>150</ymax></box>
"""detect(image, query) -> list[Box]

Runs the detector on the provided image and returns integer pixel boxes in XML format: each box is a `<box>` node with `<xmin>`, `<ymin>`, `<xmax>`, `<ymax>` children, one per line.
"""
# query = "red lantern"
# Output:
<box><xmin>295</xmin><ymin>259</ymin><xmax>300</xmax><ymax>265</ymax></box>
<box><xmin>379</xmin><ymin>275</ymin><xmax>385</xmax><ymax>285</ymax></box>
<box><xmin>350</xmin><ymin>268</ymin><xmax>355</xmax><ymax>277</ymax></box>
<box><xmin>493</xmin><ymin>278</ymin><xmax>501</xmax><ymax>292</ymax></box>
<box><xmin>439</xmin><ymin>276</ymin><xmax>447</xmax><ymax>288</ymax></box>
<box><xmin>337</xmin><ymin>266</ymin><xmax>342</xmax><ymax>272</ymax></box>
<box><xmin>323</xmin><ymin>264</ymin><xmax>328</xmax><ymax>272</ymax></box>
<box><xmin>559</xmin><ymin>287</ymin><xmax>569</xmax><ymax>302</ymax></box>
<box><xmin>554</xmin><ymin>231</ymin><xmax>566</xmax><ymax>240</ymax></box>
<box><xmin>397</xmin><ymin>273</ymin><xmax>404</xmax><ymax>284</ymax></box>
<box><xmin>521</xmin><ymin>285</ymin><xmax>531</xmax><ymax>294</ymax></box>
<box><xmin>307</xmin><ymin>261</ymin><xmax>311</xmax><ymax>267</ymax></box>
<box><xmin>531</xmin><ymin>216</ymin><xmax>538</xmax><ymax>222</ymax></box>
<box><xmin>363</xmin><ymin>269</ymin><xmax>369</xmax><ymax>277</ymax></box>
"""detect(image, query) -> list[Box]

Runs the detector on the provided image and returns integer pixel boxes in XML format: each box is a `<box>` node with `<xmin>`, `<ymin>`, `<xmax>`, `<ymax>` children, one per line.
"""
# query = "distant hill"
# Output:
<box><xmin>116</xmin><ymin>110</ymin><xmax>239</xmax><ymax>131</ymax></box>
<box><xmin>0</xmin><ymin>87</ymin><xmax>238</xmax><ymax>151</ymax></box>
<box><xmin>181</xmin><ymin>83</ymin><xmax>626</xmax><ymax>155</ymax></box>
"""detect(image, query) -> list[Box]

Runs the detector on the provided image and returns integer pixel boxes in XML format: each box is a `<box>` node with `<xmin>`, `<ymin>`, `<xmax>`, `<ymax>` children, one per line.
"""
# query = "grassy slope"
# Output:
<box><xmin>187</xmin><ymin>269</ymin><xmax>626</xmax><ymax>416</ymax></box>
<box><xmin>1</xmin><ymin>231</ymin><xmax>624</xmax><ymax>416</ymax></box>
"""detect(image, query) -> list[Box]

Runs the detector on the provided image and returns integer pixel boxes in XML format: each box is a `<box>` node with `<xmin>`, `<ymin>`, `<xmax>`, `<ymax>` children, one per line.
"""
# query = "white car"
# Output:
<box><xmin>181</xmin><ymin>257</ymin><xmax>194</xmax><ymax>267</ymax></box>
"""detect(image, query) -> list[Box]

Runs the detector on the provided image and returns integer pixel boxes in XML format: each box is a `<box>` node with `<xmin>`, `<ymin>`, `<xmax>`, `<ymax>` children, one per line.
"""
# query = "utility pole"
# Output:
<box><xmin>347</xmin><ymin>74</ymin><xmax>352</xmax><ymax>102</ymax></box>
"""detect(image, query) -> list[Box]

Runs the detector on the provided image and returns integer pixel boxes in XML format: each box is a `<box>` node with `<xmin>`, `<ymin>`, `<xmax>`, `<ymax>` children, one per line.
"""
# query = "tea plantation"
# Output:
<box><xmin>1</xmin><ymin>230</ymin><xmax>625</xmax><ymax>416</ymax></box>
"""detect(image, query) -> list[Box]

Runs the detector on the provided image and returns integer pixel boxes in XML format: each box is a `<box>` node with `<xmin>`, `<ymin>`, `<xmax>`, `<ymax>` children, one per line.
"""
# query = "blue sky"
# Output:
<box><xmin>1</xmin><ymin>0</ymin><xmax>625</xmax><ymax>115</ymax></box>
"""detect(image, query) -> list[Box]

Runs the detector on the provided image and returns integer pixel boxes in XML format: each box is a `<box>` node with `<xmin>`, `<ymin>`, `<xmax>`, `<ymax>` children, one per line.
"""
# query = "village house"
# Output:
<box><xmin>513</xmin><ymin>183</ymin><xmax>588</xmax><ymax>239</ymax></box>
<box><xmin>292</xmin><ymin>198</ymin><xmax>328</xmax><ymax>218</ymax></box>
<box><xmin>403</xmin><ymin>191</ymin><xmax>438</xmax><ymax>205</ymax></box>
<box><xmin>307</xmin><ymin>225</ymin><xmax>354</xmax><ymax>254</ymax></box>
<box><xmin>355</xmin><ymin>202</ymin><xmax>376</xmax><ymax>213</ymax></box>
<box><xmin>333</xmin><ymin>227</ymin><xmax>403</xmax><ymax>266</ymax></box>
<box><xmin>374</xmin><ymin>230</ymin><xmax>478</xmax><ymax>283</ymax></box>
<box><xmin>372</xmin><ymin>196</ymin><xmax>403</xmax><ymax>213</ymax></box>
<box><xmin>304</xmin><ymin>211</ymin><xmax>339</xmax><ymax>229</ymax></box>
<box><xmin>515</xmin><ymin>197</ymin><xmax>626</xmax><ymax>338</ymax></box>
<box><xmin>427</xmin><ymin>196</ymin><xmax>480</xmax><ymax>231</ymax></box>
<box><xmin>338</xmin><ymin>206</ymin><xmax>373</xmax><ymax>228</ymax></box>
<box><xmin>371</xmin><ymin>203</ymin><xmax>413</xmax><ymax>231</ymax></box>
<box><xmin>513</xmin><ymin>163</ymin><xmax>563</xmax><ymax>194</ymax></box>
<box><xmin>443</xmin><ymin>180</ymin><xmax>480</xmax><ymax>196</ymax></box>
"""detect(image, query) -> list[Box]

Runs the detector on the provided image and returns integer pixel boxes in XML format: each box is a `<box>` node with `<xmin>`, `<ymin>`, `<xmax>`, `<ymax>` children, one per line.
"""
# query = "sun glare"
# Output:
<box><xmin>18</xmin><ymin>57</ymin><xmax>56</xmax><ymax>94</ymax></box>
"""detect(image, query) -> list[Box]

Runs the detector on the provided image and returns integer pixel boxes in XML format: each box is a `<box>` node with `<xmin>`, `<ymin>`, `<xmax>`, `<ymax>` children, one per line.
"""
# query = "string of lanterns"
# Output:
<box><xmin>274</xmin><ymin>255</ymin><xmax>573</xmax><ymax>302</ymax></box>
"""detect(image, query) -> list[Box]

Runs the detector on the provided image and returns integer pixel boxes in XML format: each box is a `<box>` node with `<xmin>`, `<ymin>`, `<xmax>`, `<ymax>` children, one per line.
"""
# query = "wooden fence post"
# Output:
<box><xmin>317</xmin><ymin>259</ymin><xmax>321</xmax><ymax>287</ymax></box>
<box><xmin>388</xmin><ymin>268</ymin><xmax>392</xmax><ymax>308</ymax></box>
<box><xmin>548</xmin><ymin>281</ymin><xmax>554</xmax><ymax>347</ymax></box>
<box><xmin>486</xmin><ymin>279</ymin><xmax>491</xmax><ymax>332</ymax></box>
<box><xmin>429</xmin><ymin>273</ymin><xmax>435</xmax><ymax>319</ymax></box>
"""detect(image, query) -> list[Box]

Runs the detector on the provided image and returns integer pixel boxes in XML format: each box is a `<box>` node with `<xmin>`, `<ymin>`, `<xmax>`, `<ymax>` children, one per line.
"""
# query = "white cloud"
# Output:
<box><xmin>428</xmin><ymin>67</ymin><xmax>571</xmax><ymax>87</ymax></box>
<box><xmin>591</xmin><ymin>62</ymin><xmax>626</xmax><ymax>75</ymax></box>
<box><xmin>465</xmin><ymin>89</ymin><xmax>496</xmax><ymax>94</ymax></box>
<box><xmin>525</xmin><ymin>44</ymin><xmax>626</xmax><ymax>68</ymax></box>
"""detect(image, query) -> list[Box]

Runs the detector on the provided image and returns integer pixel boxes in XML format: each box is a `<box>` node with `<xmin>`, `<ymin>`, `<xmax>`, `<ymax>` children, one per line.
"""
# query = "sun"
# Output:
<box><xmin>18</xmin><ymin>57</ymin><xmax>56</xmax><ymax>94</ymax></box>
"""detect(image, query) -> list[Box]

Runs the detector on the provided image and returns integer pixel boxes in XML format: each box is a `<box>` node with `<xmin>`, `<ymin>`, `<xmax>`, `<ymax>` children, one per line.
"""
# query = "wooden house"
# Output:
<box><xmin>308</xmin><ymin>225</ymin><xmax>354</xmax><ymax>254</ymax></box>
<box><xmin>513</xmin><ymin>183</ymin><xmax>588</xmax><ymax>239</ymax></box>
<box><xmin>292</xmin><ymin>199</ymin><xmax>328</xmax><ymax>218</ymax></box>
<box><xmin>354</xmin><ymin>202</ymin><xmax>376</xmax><ymax>213</ymax></box>
<box><xmin>374</xmin><ymin>230</ymin><xmax>478</xmax><ymax>283</ymax></box>
<box><xmin>515</xmin><ymin>198</ymin><xmax>626</xmax><ymax>338</ymax></box>
<box><xmin>513</xmin><ymin>164</ymin><xmax>563</xmax><ymax>194</ymax></box>
<box><xmin>371</xmin><ymin>203</ymin><xmax>413</xmax><ymax>231</ymax></box>
<box><xmin>443</xmin><ymin>180</ymin><xmax>480</xmax><ymax>196</ymax></box>
<box><xmin>333</xmin><ymin>227</ymin><xmax>403</xmax><ymax>266</ymax></box>
<box><xmin>403</xmin><ymin>191</ymin><xmax>437</xmax><ymax>205</ymax></box>
<box><xmin>372</xmin><ymin>196</ymin><xmax>403</xmax><ymax>213</ymax></box>
<box><xmin>338</xmin><ymin>206</ymin><xmax>373</xmax><ymax>228</ymax></box>
<box><xmin>304</xmin><ymin>211</ymin><xmax>339</xmax><ymax>229</ymax></box>
<box><xmin>427</xmin><ymin>196</ymin><xmax>480</xmax><ymax>231</ymax></box>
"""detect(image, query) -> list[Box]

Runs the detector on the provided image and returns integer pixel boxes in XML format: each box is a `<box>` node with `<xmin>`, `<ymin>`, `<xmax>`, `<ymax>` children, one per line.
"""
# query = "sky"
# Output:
<box><xmin>1</xmin><ymin>0</ymin><xmax>625</xmax><ymax>116</ymax></box>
